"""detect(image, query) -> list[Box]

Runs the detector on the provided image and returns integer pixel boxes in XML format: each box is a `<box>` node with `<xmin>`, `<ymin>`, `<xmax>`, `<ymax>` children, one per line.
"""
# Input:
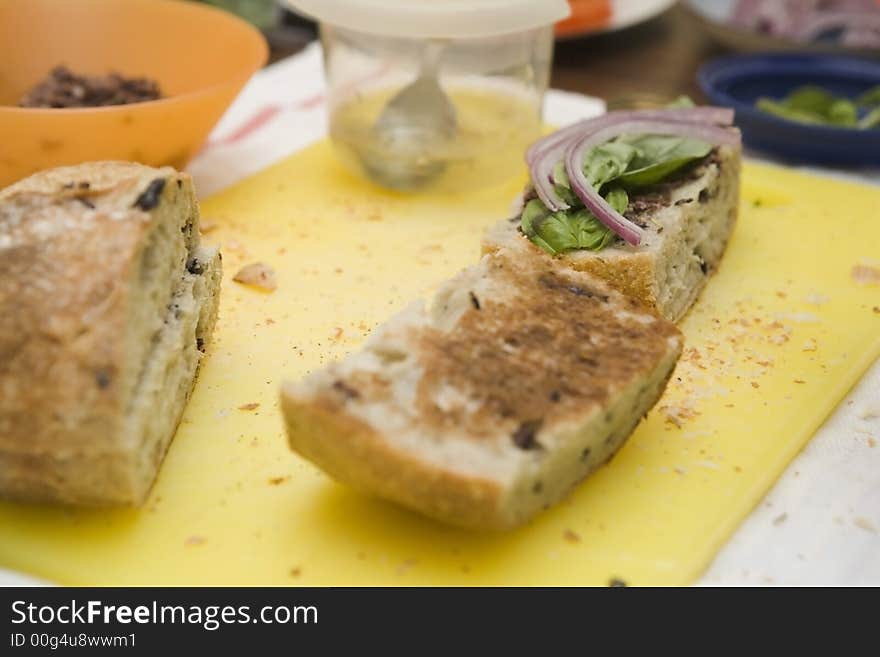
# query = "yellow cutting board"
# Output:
<box><xmin>1</xmin><ymin>141</ymin><xmax>879</xmax><ymax>586</ymax></box>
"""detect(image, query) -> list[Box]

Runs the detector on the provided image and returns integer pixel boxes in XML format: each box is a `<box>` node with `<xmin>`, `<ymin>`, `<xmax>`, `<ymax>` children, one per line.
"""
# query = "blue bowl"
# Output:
<box><xmin>698</xmin><ymin>53</ymin><xmax>880</xmax><ymax>166</ymax></box>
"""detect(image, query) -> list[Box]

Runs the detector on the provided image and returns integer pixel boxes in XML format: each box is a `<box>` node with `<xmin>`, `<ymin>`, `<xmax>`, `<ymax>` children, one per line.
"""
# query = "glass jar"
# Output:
<box><xmin>283</xmin><ymin>0</ymin><xmax>569</xmax><ymax>191</ymax></box>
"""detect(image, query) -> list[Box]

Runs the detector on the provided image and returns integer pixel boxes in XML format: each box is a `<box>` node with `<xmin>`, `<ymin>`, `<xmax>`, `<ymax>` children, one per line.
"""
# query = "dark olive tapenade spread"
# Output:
<box><xmin>18</xmin><ymin>66</ymin><xmax>162</xmax><ymax>109</ymax></box>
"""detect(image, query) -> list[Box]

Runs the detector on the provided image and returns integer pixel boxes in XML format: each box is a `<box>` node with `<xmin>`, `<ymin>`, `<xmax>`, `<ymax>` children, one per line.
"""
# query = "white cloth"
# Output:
<box><xmin>190</xmin><ymin>43</ymin><xmax>880</xmax><ymax>586</ymax></box>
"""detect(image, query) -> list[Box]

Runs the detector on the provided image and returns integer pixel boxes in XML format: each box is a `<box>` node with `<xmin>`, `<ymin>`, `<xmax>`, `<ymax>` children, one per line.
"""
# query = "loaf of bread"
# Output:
<box><xmin>0</xmin><ymin>162</ymin><xmax>221</xmax><ymax>505</ymax></box>
<box><xmin>282</xmin><ymin>249</ymin><xmax>682</xmax><ymax>529</ymax></box>
<box><xmin>483</xmin><ymin>144</ymin><xmax>741</xmax><ymax>322</ymax></box>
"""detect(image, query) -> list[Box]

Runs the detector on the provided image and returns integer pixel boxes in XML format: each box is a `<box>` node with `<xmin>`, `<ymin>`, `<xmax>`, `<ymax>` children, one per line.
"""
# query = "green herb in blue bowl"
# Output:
<box><xmin>756</xmin><ymin>84</ymin><xmax>880</xmax><ymax>130</ymax></box>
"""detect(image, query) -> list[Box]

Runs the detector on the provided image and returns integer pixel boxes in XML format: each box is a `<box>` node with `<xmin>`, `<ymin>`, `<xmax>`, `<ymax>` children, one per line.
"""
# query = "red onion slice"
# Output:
<box><xmin>526</xmin><ymin>106</ymin><xmax>734</xmax><ymax>166</ymax></box>
<box><xmin>564</xmin><ymin>119</ymin><xmax>741</xmax><ymax>247</ymax></box>
<box><xmin>526</xmin><ymin>107</ymin><xmax>736</xmax><ymax>211</ymax></box>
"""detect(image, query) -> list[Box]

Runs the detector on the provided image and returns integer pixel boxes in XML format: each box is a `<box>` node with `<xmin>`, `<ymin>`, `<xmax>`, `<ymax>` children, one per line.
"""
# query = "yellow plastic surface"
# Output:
<box><xmin>1</xmin><ymin>141</ymin><xmax>878</xmax><ymax>586</ymax></box>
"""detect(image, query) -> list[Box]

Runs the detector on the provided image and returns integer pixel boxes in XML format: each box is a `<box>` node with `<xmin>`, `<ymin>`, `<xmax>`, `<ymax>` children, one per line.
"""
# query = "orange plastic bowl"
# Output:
<box><xmin>0</xmin><ymin>0</ymin><xmax>268</xmax><ymax>188</ymax></box>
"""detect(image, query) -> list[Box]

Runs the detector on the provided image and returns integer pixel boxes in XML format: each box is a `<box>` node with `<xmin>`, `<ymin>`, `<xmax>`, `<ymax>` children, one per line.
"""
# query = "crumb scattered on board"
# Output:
<box><xmin>185</xmin><ymin>535</ymin><xmax>206</xmax><ymax>547</ymax></box>
<box><xmin>859</xmin><ymin>404</ymin><xmax>880</xmax><ymax>420</ymax></box>
<box><xmin>851</xmin><ymin>264</ymin><xmax>880</xmax><ymax>285</ymax></box>
<box><xmin>773</xmin><ymin>513</ymin><xmax>788</xmax><ymax>526</ymax></box>
<box><xmin>289</xmin><ymin>567</ymin><xmax>302</xmax><ymax>578</ymax></box>
<box><xmin>853</xmin><ymin>517</ymin><xmax>877</xmax><ymax>533</ymax></box>
<box><xmin>563</xmin><ymin>529</ymin><xmax>582</xmax><ymax>544</ymax></box>
<box><xmin>660</xmin><ymin>402</ymin><xmax>700</xmax><ymax>428</ymax></box>
<box><xmin>233</xmin><ymin>262</ymin><xmax>277</xmax><ymax>291</ymax></box>
<box><xmin>268</xmin><ymin>476</ymin><xmax>289</xmax><ymax>486</ymax></box>
<box><xmin>238</xmin><ymin>402</ymin><xmax>260</xmax><ymax>411</ymax></box>
<box><xmin>396</xmin><ymin>559</ymin><xmax>417</xmax><ymax>575</ymax></box>
<box><xmin>224</xmin><ymin>239</ymin><xmax>249</xmax><ymax>258</ymax></box>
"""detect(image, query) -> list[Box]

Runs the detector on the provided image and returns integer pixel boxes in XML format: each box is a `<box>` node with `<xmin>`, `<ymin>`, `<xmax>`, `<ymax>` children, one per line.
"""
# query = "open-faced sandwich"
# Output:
<box><xmin>0</xmin><ymin>162</ymin><xmax>221</xmax><ymax>505</ymax></box>
<box><xmin>282</xmin><ymin>248</ymin><xmax>683</xmax><ymax>530</ymax></box>
<box><xmin>484</xmin><ymin>106</ymin><xmax>742</xmax><ymax>322</ymax></box>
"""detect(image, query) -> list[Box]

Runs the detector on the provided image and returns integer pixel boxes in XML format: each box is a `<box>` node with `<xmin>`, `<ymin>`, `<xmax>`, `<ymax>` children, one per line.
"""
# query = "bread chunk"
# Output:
<box><xmin>282</xmin><ymin>249</ymin><xmax>682</xmax><ymax>529</ymax></box>
<box><xmin>0</xmin><ymin>162</ymin><xmax>221</xmax><ymax>505</ymax></box>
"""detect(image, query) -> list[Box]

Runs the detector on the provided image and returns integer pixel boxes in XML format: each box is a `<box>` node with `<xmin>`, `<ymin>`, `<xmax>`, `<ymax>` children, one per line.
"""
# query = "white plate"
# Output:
<box><xmin>558</xmin><ymin>0</ymin><xmax>678</xmax><ymax>39</ymax></box>
<box><xmin>610</xmin><ymin>0</ymin><xmax>679</xmax><ymax>33</ymax></box>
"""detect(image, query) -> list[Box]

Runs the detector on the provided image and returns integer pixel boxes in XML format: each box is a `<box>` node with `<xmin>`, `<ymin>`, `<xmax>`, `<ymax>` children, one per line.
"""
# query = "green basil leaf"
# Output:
<box><xmin>755</xmin><ymin>98</ymin><xmax>827</xmax><ymax>125</ymax></box>
<box><xmin>856</xmin><ymin>85</ymin><xmax>880</xmax><ymax>108</ymax></box>
<box><xmin>521</xmin><ymin>195</ymin><xmax>618</xmax><ymax>256</ymax></box>
<box><xmin>520</xmin><ymin>199</ymin><xmax>557</xmax><ymax>255</ymax></box>
<box><xmin>615</xmin><ymin>136</ymin><xmax>711</xmax><ymax>187</ymax></box>
<box><xmin>582</xmin><ymin>141</ymin><xmax>639</xmax><ymax>187</ymax></box>
<box><xmin>551</xmin><ymin>161</ymin><xmax>580</xmax><ymax>206</ymax></box>
<box><xmin>784</xmin><ymin>85</ymin><xmax>837</xmax><ymax>115</ymax></box>
<box><xmin>521</xmin><ymin>198</ymin><xmax>549</xmax><ymax>235</ymax></box>
<box><xmin>667</xmin><ymin>95</ymin><xmax>696</xmax><ymax>108</ymax></box>
<box><xmin>828</xmin><ymin>99</ymin><xmax>858</xmax><ymax>127</ymax></box>
<box><xmin>757</xmin><ymin>85</ymin><xmax>879</xmax><ymax>129</ymax></box>
<box><xmin>604</xmin><ymin>186</ymin><xmax>629</xmax><ymax>214</ymax></box>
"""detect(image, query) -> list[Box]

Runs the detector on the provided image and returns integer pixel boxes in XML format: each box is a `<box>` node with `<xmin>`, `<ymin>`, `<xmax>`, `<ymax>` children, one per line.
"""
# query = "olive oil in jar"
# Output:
<box><xmin>329</xmin><ymin>86</ymin><xmax>542</xmax><ymax>192</ymax></box>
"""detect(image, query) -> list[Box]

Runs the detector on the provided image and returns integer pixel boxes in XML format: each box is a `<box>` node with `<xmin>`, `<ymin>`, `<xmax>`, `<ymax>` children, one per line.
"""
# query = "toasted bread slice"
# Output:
<box><xmin>282</xmin><ymin>249</ymin><xmax>682</xmax><ymax>530</ymax></box>
<box><xmin>483</xmin><ymin>144</ymin><xmax>741</xmax><ymax>322</ymax></box>
<box><xmin>0</xmin><ymin>162</ymin><xmax>221</xmax><ymax>505</ymax></box>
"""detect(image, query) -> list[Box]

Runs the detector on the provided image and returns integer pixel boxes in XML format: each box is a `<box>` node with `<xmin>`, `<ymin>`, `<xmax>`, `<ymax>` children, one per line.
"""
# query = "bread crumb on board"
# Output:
<box><xmin>396</xmin><ymin>559</ymin><xmax>417</xmax><ymax>576</ymax></box>
<box><xmin>563</xmin><ymin>529</ymin><xmax>582</xmax><ymax>544</ymax></box>
<box><xmin>859</xmin><ymin>404</ymin><xmax>880</xmax><ymax>421</ymax></box>
<box><xmin>184</xmin><ymin>535</ymin><xmax>206</xmax><ymax>547</ymax></box>
<box><xmin>661</xmin><ymin>403</ymin><xmax>700</xmax><ymax>428</ymax></box>
<box><xmin>854</xmin><ymin>517</ymin><xmax>877</xmax><ymax>533</ymax></box>
<box><xmin>851</xmin><ymin>264</ymin><xmax>880</xmax><ymax>285</ymax></box>
<box><xmin>233</xmin><ymin>262</ymin><xmax>277</xmax><ymax>291</ymax></box>
<box><xmin>224</xmin><ymin>238</ymin><xmax>249</xmax><ymax>258</ymax></box>
<box><xmin>238</xmin><ymin>402</ymin><xmax>260</xmax><ymax>411</ymax></box>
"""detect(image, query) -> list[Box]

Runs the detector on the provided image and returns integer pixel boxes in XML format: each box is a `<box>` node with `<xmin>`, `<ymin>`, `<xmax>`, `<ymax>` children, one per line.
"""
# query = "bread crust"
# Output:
<box><xmin>282</xmin><ymin>392</ymin><xmax>509</xmax><ymax>529</ymax></box>
<box><xmin>0</xmin><ymin>162</ymin><xmax>219</xmax><ymax>505</ymax></box>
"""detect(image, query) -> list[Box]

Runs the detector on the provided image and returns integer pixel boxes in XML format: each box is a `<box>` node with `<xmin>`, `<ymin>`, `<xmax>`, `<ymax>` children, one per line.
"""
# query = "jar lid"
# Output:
<box><xmin>283</xmin><ymin>0</ymin><xmax>570</xmax><ymax>38</ymax></box>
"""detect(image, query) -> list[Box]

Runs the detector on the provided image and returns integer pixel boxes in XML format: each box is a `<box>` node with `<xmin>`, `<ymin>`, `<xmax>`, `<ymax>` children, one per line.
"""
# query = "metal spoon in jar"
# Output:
<box><xmin>365</xmin><ymin>40</ymin><xmax>457</xmax><ymax>190</ymax></box>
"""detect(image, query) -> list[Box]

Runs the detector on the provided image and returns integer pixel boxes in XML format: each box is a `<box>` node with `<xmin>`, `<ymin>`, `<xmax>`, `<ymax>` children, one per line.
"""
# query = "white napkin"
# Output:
<box><xmin>190</xmin><ymin>42</ymin><xmax>880</xmax><ymax>585</ymax></box>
